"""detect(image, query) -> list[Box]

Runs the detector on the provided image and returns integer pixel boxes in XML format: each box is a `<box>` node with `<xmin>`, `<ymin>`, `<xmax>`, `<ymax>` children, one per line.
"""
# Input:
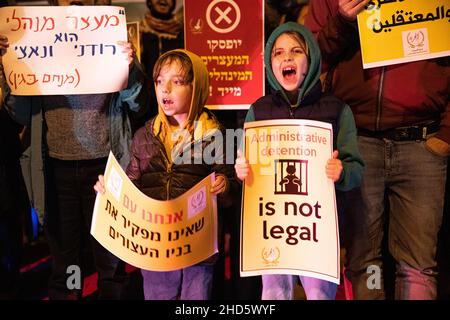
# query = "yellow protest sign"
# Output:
<box><xmin>240</xmin><ymin>120</ymin><xmax>340</xmax><ymax>284</ymax></box>
<box><xmin>357</xmin><ymin>0</ymin><xmax>450</xmax><ymax>68</ymax></box>
<box><xmin>91</xmin><ymin>152</ymin><xmax>218</xmax><ymax>271</ymax></box>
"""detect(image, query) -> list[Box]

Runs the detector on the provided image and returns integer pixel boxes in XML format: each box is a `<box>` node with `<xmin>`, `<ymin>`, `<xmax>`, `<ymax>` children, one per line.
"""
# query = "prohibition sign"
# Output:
<box><xmin>206</xmin><ymin>0</ymin><xmax>241</xmax><ymax>34</ymax></box>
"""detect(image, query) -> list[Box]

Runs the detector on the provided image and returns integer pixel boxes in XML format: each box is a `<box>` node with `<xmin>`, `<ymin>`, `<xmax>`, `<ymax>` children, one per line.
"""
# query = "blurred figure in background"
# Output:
<box><xmin>0</xmin><ymin>88</ymin><xmax>24</xmax><ymax>299</ymax></box>
<box><xmin>140</xmin><ymin>0</ymin><xmax>184</xmax><ymax>119</ymax></box>
<box><xmin>265</xmin><ymin>0</ymin><xmax>310</xmax><ymax>42</ymax></box>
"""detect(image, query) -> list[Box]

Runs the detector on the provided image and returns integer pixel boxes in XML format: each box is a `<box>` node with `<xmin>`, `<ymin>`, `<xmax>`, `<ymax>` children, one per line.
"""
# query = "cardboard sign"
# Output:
<box><xmin>91</xmin><ymin>152</ymin><xmax>218</xmax><ymax>271</ymax></box>
<box><xmin>240</xmin><ymin>119</ymin><xmax>340</xmax><ymax>284</ymax></box>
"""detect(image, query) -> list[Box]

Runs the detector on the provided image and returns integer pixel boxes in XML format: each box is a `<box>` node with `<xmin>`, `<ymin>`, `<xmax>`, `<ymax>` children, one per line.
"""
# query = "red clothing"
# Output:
<box><xmin>304</xmin><ymin>0</ymin><xmax>450</xmax><ymax>144</ymax></box>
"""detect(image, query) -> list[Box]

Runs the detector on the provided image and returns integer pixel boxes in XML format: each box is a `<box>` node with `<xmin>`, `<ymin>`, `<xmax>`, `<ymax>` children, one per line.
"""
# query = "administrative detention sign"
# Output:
<box><xmin>91</xmin><ymin>152</ymin><xmax>218</xmax><ymax>271</ymax></box>
<box><xmin>0</xmin><ymin>6</ymin><xmax>129</xmax><ymax>95</ymax></box>
<box><xmin>240</xmin><ymin>120</ymin><xmax>340</xmax><ymax>284</ymax></box>
<box><xmin>357</xmin><ymin>0</ymin><xmax>450</xmax><ymax>68</ymax></box>
<box><xmin>184</xmin><ymin>0</ymin><xmax>264</xmax><ymax>110</ymax></box>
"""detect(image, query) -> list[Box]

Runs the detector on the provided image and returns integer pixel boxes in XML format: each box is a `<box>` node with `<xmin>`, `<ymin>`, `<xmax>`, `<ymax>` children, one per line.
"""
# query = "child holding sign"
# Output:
<box><xmin>234</xmin><ymin>22</ymin><xmax>364</xmax><ymax>300</ymax></box>
<box><xmin>95</xmin><ymin>49</ymin><xmax>237</xmax><ymax>300</ymax></box>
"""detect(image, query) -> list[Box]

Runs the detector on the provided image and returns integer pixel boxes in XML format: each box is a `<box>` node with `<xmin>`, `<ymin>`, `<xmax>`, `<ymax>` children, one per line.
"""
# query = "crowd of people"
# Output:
<box><xmin>0</xmin><ymin>0</ymin><xmax>448</xmax><ymax>300</ymax></box>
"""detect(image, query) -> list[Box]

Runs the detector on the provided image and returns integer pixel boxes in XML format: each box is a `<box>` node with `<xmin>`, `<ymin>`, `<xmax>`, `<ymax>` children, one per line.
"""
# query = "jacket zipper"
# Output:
<box><xmin>287</xmin><ymin>104</ymin><xmax>295</xmax><ymax>119</ymax></box>
<box><xmin>375</xmin><ymin>66</ymin><xmax>385</xmax><ymax>131</ymax></box>
<box><xmin>159</xmin><ymin>139</ymin><xmax>198</xmax><ymax>201</ymax></box>
<box><xmin>165</xmin><ymin>159</ymin><xmax>172</xmax><ymax>201</ymax></box>
<box><xmin>156</xmin><ymin>140</ymin><xmax>172</xmax><ymax>201</ymax></box>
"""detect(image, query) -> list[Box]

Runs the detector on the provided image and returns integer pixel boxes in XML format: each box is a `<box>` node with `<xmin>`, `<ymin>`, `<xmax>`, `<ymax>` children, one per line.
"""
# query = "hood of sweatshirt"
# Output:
<box><xmin>264</xmin><ymin>21</ymin><xmax>321</xmax><ymax>107</ymax></box>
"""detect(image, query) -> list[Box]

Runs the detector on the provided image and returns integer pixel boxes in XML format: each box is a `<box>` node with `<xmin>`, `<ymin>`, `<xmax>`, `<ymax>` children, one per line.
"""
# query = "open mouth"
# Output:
<box><xmin>282</xmin><ymin>67</ymin><xmax>296</xmax><ymax>79</ymax></box>
<box><xmin>162</xmin><ymin>98</ymin><xmax>172</xmax><ymax>105</ymax></box>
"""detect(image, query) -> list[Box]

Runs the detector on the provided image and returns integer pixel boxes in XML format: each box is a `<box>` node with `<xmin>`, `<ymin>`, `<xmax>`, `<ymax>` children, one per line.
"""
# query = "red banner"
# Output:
<box><xmin>184</xmin><ymin>0</ymin><xmax>264</xmax><ymax>110</ymax></box>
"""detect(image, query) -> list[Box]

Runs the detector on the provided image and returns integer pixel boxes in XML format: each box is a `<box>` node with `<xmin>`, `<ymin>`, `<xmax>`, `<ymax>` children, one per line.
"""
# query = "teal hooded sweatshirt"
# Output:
<box><xmin>243</xmin><ymin>22</ymin><xmax>364</xmax><ymax>191</ymax></box>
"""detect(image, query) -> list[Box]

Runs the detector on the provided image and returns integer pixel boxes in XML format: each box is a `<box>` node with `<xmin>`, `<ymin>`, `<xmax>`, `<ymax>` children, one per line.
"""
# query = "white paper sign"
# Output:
<box><xmin>0</xmin><ymin>6</ymin><xmax>129</xmax><ymax>95</ymax></box>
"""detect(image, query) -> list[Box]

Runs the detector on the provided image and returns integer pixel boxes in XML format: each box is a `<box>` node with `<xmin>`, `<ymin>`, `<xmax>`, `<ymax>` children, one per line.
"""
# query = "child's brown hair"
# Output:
<box><xmin>152</xmin><ymin>51</ymin><xmax>194</xmax><ymax>84</ymax></box>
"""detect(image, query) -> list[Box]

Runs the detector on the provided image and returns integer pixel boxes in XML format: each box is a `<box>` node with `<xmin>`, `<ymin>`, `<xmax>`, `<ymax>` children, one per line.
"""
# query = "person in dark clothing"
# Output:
<box><xmin>305</xmin><ymin>0</ymin><xmax>449</xmax><ymax>300</ymax></box>
<box><xmin>140</xmin><ymin>0</ymin><xmax>184</xmax><ymax>119</ymax></box>
<box><xmin>0</xmin><ymin>97</ymin><xmax>24</xmax><ymax>299</ymax></box>
<box><xmin>265</xmin><ymin>0</ymin><xmax>310</xmax><ymax>41</ymax></box>
<box><xmin>1</xmin><ymin>0</ymin><xmax>149</xmax><ymax>299</ymax></box>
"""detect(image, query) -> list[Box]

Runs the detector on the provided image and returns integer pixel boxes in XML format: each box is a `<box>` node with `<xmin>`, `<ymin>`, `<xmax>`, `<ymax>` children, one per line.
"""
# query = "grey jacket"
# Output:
<box><xmin>1</xmin><ymin>62</ymin><xmax>149</xmax><ymax>224</ymax></box>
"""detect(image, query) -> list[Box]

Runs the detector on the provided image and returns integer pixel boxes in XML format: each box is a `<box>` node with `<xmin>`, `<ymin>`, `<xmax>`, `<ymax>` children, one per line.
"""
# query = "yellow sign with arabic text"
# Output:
<box><xmin>357</xmin><ymin>0</ymin><xmax>450</xmax><ymax>68</ymax></box>
<box><xmin>240</xmin><ymin>120</ymin><xmax>340</xmax><ymax>284</ymax></box>
<box><xmin>91</xmin><ymin>152</ymin><xmax>218</xmax><ymax>271</ymax></box>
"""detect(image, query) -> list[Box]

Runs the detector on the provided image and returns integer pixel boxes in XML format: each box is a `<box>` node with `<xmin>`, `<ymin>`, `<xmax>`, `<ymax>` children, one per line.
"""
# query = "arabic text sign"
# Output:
<box><xmin>184</xmin><ymin>0</ymin><xmax>264</xmax><ymax>110</ymax></box>
<box><xmin>91</xmin><ymin>152</ymin><xmax>218</xmax><ymax>271</ymax></box>
<box><xmin>357</xmin><ymin>0</ymin><xmax>450</xmax><ymax>68</ymax></box>
<box><xmin>0</xmin><ymin>6</ymin><xmax>129</xmax><ymax>95</ymax></box>
<box><xmin>240</xmin><ymin>120</ymin><xmax>340</xmax><ymax>284</ymax></box>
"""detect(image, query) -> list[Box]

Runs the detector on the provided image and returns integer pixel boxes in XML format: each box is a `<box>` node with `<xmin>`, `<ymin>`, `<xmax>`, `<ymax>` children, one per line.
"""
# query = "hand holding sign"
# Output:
<box><xmin>235</xmin><ymin>149</ymin><xmax>250</xmax><ymax>181</ymax></box>
<box><xmin>94</xmin><ymin>174</ymin><xmax>106</xmax><ymax>194</ymax></box>
<box><xmin>325</xmin><ymin>150</ymin><xmax>343</xmax><ymax>182</ymax></box>
<box><xmin>210</xmin><ymin>174</ymin><xmax>228</xmax><ymax>195</ymax></box>
<box><xmin>339</xmin><ymin>0</ymin><xmax>371</xmax><ymax>21</ymax></box>
<box><xmin>117</xmin><ymin>40</ymin><xmax>134</xmax><ymax>67</ymax></box>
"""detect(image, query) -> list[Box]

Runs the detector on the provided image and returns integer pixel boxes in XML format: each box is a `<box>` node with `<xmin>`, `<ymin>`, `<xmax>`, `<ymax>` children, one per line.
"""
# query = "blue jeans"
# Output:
<box><xmin>262</xmin><ymin>275</ymin><xmax>337</xmax><ymax>300</ymax></box>
<box><xmin>141</xmin><ymin>265</ymin><xmax>214</xmax><ymax>300</ymax></box>
<box><xmin>344</xmin><ymin>136</ymin><xmax>447</xmax><ymax>300</ymax></box>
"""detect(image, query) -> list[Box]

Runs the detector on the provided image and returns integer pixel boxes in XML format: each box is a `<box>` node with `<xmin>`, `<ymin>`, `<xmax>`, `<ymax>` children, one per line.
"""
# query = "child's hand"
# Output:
<box><xmin>326</xmin><ymin>150</ymin><xmax>343</xmax><ymax>182</ymax></box>
<box><xmin>235</xmin><ymin>150</ymin><xmax>250</xmax><ymax>181</ymax></box>
<box><xmin>93</xmin><ymin>175</ymin><xmax>106</xmax><ymax>194</ymax></box>
<box><xmin>117</xmin><ymin>40</ymin><xmax>134</xmax><ymax>66</ymax></box>
<box><xmin>210</xmin><ymin>174</ymin><xmax>228</xmax><ymax>195</ymax></box>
